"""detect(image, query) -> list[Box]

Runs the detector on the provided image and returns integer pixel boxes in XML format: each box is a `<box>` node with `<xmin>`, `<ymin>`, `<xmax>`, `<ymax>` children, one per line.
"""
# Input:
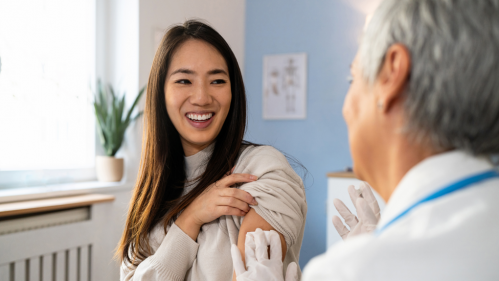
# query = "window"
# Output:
<box><xmin>0</xmin><ymin>0</ymin><xmax>96</xmax><ymax>188</ymax></box>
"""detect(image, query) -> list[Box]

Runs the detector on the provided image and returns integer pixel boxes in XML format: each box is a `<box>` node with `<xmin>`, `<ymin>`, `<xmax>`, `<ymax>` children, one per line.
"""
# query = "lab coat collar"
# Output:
<box><xmin>377</xmin><ymin>150</ymin><xmax>495</xmax><ymax>229</ymax></box>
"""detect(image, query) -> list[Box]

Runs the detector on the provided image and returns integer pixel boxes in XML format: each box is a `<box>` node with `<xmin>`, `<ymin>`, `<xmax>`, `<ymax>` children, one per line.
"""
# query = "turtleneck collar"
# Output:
<box><xmin>184</xmin><ymin>142</ymin><xmax>215</xmax><ymax>181</ymax></box>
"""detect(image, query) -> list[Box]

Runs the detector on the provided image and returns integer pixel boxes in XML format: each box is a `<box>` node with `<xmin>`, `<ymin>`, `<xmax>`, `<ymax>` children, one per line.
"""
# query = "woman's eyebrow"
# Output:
<box><xmin>208</xmin><ymin>68</ymin><xmax>228</xmax><ymax>76</ymax></box>
<box><xmin>170</xmin><ymin>68</ymin><xmax>195</xmax><ymax>77</ymax></box>
<box><xmin>169</xmin><ymin>68</ymin><xmax>228</xmax><ymax>77</ymax></box>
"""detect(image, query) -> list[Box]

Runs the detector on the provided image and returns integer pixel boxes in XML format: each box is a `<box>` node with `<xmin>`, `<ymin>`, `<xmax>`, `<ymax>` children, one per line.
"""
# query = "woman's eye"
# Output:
<box><xmin>212</xmin><ymin>79</ymin><xmax>227</xmax><ymax>85</ymax></box>
<box><xmin>175</xmin><ymin>79</ymin><xmax>191</xmax><ymax>84</ymax></box>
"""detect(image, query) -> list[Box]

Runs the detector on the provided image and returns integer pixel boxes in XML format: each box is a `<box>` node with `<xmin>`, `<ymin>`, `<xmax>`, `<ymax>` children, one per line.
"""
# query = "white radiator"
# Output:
<box><xmin>0</xmin><ymin>196</ymin><xmax>124</xmax><ymax>281</ymax></box>
<box><xmin>0</xmin><ymin>245</ymin><xmax>91</xmax><ymax>281</ymax></box>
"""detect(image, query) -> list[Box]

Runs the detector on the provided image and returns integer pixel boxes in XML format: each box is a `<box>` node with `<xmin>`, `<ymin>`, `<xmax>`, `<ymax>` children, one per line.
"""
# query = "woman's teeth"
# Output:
<box><xmin>187</xmin><ymin>113</ymin><xmax>213</xmax><ymax>121</ymax></box>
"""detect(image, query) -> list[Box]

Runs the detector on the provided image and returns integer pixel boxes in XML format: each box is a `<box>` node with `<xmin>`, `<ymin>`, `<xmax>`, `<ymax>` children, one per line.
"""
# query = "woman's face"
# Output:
<box><xmin>165</xmin><ymin>39</ymin><xmax>232</xmax><ymax>156</ymax></box>
<box><xmin>342</xmin><ymin>55</ymin><xmax>378</xmax><ymax>180</ymax></box>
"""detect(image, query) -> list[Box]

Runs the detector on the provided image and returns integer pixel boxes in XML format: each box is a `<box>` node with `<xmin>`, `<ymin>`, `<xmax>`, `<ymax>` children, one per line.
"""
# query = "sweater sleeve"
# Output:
<box><xmin>235</xmin><ymin>146</ymin><xmax>307</xmax><ymax>247</ymax></box>
<box><xmin>120</xmin><ymin>222</ymin><xmax>199</xmax><ymax>281</ymax></box>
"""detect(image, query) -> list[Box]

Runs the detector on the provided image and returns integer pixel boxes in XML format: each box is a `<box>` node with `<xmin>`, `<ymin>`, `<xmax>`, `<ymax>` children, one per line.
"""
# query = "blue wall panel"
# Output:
<box><xmin>244</xmin><ymin>0</ymin><xmax>364</xmax><ymax>268</ymax></box>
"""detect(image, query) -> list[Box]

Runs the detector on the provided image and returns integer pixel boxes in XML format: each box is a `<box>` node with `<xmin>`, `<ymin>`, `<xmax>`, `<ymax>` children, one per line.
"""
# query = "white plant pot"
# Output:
<box><xmin>96</xmin><ymin>156</ymin><xmax>124</xmax><ymax>182</ymax></box>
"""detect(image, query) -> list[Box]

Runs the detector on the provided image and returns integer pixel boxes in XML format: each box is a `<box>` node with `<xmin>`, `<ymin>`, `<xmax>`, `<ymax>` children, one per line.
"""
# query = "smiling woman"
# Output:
<box><xmin>117</xmin><ymin>20</ymin><xmax>307</xmax><ymax>281</ymax></box>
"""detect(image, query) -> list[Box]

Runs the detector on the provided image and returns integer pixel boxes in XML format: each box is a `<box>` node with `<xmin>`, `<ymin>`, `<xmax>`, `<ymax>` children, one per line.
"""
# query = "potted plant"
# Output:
<box><xmin>93</xmin><ymin>81</ymin><xmax>145</xmax><ymax>181</ymax></box>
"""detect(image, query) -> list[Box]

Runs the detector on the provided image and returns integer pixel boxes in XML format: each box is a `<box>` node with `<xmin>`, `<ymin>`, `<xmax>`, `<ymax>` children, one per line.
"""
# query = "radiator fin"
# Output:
<box><xmin>0</xmin><ymin>245</ymin><xmax>91</xmax><ymax>281</ymax></box>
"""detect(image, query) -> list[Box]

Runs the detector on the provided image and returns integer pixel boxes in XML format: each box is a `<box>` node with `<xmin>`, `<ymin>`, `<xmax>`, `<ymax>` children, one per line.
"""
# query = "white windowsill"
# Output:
<box><xmin>0</xmin><ymin>181</ymin><xmax>134</xmax><ymax>204</ymax></box>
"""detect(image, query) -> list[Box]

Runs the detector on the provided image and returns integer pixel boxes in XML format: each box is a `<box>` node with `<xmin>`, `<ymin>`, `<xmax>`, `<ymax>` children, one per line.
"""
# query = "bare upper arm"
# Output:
<box><xmin>232</xmin><ymin>208</ymin><xmax>287</xmax><ymax>280</ymax></box>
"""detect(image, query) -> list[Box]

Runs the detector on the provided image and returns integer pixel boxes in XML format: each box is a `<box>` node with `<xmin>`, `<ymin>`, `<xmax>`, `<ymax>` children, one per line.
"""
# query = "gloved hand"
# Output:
<box><xmin>332</xmin><ymin>182</ymin><xmax>381</xmax><ymax>240</ymax></box>
<box><xmin>231</xmin><ymin>228</ymin><xmax>298</xmax><ymax>281</ymax></box>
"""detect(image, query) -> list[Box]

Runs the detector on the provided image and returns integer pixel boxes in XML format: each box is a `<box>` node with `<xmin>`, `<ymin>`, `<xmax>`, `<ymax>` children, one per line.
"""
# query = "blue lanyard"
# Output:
<box><xmin>376</xmin><ymin>169</ymin><xmax>499</xmax><ymax>235</ymax></box>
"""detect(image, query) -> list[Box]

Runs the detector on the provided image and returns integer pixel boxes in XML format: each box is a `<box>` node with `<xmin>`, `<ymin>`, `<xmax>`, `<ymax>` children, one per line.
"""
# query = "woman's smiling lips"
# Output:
<box><xmin>185</xmin><ymin>112</ymin><xmax>215</xmax><ymax>129</ymax></box>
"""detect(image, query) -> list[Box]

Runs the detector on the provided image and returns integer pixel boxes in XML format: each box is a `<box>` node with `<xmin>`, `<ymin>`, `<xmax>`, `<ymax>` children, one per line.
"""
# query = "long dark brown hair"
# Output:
<box><xmin>117</xmin><ymin>20</ymin><xmax>249</xmax><ymax>266</ymax></box>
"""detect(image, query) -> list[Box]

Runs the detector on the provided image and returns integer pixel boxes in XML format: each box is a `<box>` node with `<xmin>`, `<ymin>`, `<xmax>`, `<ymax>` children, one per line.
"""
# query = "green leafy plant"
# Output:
<box><xmin>93</xmin><ymin>81</ymin><xmax>145</xmax><ymax>157</ymax></box>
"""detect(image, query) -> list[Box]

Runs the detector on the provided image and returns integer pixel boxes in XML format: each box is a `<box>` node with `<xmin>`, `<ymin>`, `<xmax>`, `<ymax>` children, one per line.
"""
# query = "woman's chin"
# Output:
<box><xmin>181</xmin><ymin>135</ymin><xmax>217</xmax><ymax>150</ymax></box>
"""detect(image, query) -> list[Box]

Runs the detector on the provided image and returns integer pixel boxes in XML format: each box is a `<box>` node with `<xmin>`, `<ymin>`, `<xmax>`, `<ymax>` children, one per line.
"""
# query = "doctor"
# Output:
<box><xmin>231</xmin><ymin>0</ymin><xmax>499</xmax><ymax>280</ymax></box>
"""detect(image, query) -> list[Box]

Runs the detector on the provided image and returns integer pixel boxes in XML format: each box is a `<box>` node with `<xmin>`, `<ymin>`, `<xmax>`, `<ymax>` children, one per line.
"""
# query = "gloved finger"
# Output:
<box><xmin>333</xmin><ymin>198</ymin><xmax>359</xmax><ymax>229</ymax></box>
<box><xmin>332</xmin><ymin>215</ymin><xmax>350</xmax><ymax>240</ymax></box>
<box><xmin>264</xmin><ymin>231</ymin><xmax>272</xmax><ymax>244</ymax></box>
<box><xmin>268</xmin><ymin>230</ymin><xmax>282</xmax><ymax>261</ymax></box>
<box><xmin>253</xmin><ymin>228</ymin><xmax>269</xmax><ymax>262</ymax></box>
<box><xmin>245</xmin><ymin>232</ymin><xmax>257</xmax><ymax>264</ymax></box>
<box><xmin>231</xmin><ymin>244</ymin><xmax>246</xmax><ymax>276</ymax></box>
<box><xmin>347</xmin><ymin>185</ymin><xmax>361</xmax><ymax>207</ymax></box>
<box><xmin>359</xmin><ymin>182</ymin><xmax>381</xmax><ymax>220</ymax></box>
<box><xmin>356</xmin><ymin>198</ymin><xmax>378</xmax><ymax>233</ymax></box>
<box><xmin>285</xmin><ymin>262</ymin><xmax>298</xmax><ymax>281</ymax></box>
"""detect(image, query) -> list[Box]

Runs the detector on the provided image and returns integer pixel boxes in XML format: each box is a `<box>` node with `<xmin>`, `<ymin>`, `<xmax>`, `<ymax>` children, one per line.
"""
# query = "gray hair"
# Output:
<box><xmin>359</xmin><ymin>0</ymin><xmax>499</xmax><ymax>155</ymax></box>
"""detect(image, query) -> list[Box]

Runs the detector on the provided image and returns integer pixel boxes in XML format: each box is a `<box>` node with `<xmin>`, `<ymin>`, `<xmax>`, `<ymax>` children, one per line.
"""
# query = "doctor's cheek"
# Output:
<box><xmin>342</xmin><ymin>92</ymin><xmax>356</xmax><ymax>131</ymax></box>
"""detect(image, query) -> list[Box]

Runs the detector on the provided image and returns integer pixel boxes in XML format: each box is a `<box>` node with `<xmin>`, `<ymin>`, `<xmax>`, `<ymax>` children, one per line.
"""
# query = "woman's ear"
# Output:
<box><xmin>375</xmin><ymin>44</ymin><xmax>411</xmax><ymax>112</ymax></box>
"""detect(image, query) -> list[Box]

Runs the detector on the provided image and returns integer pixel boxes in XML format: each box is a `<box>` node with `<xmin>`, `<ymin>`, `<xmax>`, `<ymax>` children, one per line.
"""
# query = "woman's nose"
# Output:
<box><xmin>190</xmin><ymin>83</ymin><xmax>212</xmax><ymax>106</ymax></box>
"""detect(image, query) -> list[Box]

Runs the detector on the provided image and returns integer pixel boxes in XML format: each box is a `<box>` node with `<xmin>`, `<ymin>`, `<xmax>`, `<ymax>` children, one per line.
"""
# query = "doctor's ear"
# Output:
<box><xmin>374</xmin><ymin>44</ymin><xmax>411</xmax><ymax>112</ymax></box>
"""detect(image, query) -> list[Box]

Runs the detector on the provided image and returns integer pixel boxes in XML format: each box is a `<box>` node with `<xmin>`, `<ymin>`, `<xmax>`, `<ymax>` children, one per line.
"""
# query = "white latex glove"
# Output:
<box><xmin>332</xmin><ymin>182</ymin><xmax>381</xmax><ymax>240</ymax></box>
<box><xmin>231</xmin><ymin>228</ymin><xmax>298</xmax><ymax>281</ymax></box>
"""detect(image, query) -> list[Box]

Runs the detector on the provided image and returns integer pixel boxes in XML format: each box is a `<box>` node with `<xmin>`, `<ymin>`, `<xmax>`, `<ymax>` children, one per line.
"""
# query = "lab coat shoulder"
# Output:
<box><xmin>303</xmin><ymin>229</ymin><xmax>471</xmax><ymax>281</ymax></box>
<box><xmin>303</xmin><ymin>179</ymin><xmax>499</xmax><ymax>281</ymax></box>
<box><xmin>303</xmin><ymin>234</ymin><xmax>378</xmax><ymax>280</ymax></box>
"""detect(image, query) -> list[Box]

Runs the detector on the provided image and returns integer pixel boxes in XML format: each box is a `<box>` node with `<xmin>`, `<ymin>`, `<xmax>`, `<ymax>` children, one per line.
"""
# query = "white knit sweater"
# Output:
<box><xmin>121</xmin><ymin>144</ymin><xmax>307</xmax><ymax>281</ymax></box>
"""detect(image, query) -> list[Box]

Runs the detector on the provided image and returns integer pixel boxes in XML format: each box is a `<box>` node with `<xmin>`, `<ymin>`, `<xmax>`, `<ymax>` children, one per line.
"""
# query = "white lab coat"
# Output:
<box><xmin>302</xmin><ymin>151</ymin><xmax>499</xmax><ymax>281</ymax></box>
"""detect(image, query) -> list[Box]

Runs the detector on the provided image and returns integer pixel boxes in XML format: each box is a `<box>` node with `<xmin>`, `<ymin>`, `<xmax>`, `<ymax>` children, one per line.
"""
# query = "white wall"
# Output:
<box><xmin>138</xmin><ymin>0</ymin><xmax>247</xmax><ymax>87</ymax></box>
<box><xmin>97</xmin><ymin>0</ymin><xmax>139</xmax><ymax>91</ymax></box>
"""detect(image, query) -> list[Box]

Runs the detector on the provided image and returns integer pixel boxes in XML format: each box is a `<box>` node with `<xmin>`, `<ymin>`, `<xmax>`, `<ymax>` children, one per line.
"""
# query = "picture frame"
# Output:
<box><xmin>262</xmin><ymin>53</ymin><xmax>307</xmax><ymax>120</ymax></box>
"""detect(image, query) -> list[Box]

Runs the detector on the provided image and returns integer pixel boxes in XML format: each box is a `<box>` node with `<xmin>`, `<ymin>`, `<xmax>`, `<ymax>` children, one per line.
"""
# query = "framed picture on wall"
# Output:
<box><xmin>262</xmin><ymin>52</ymin><xmax>307</xmax><ymax>120</ymax></box>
